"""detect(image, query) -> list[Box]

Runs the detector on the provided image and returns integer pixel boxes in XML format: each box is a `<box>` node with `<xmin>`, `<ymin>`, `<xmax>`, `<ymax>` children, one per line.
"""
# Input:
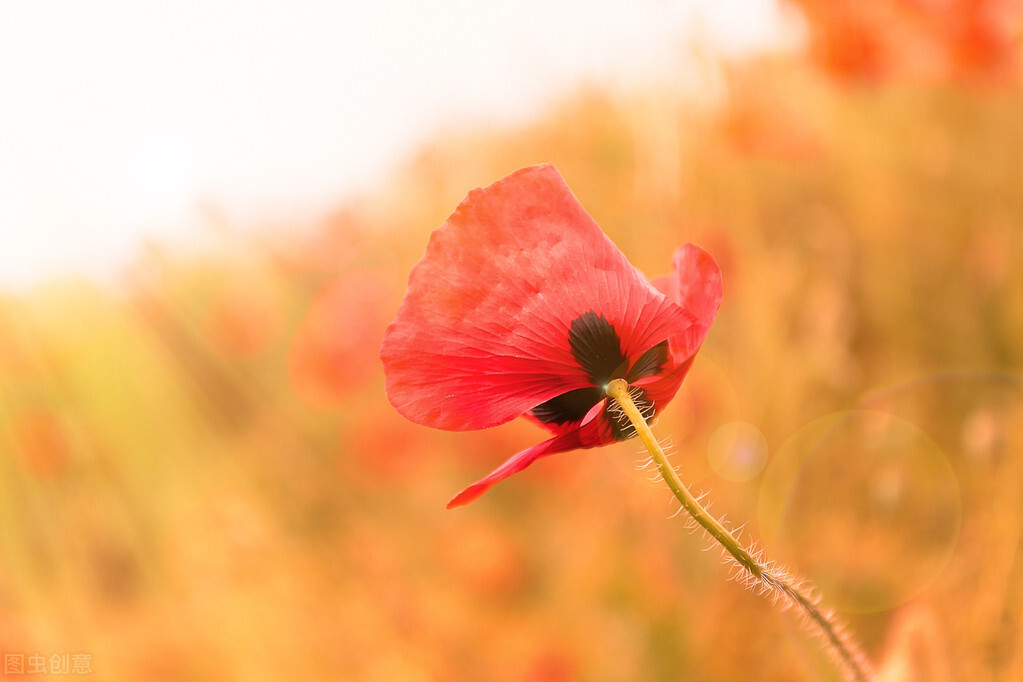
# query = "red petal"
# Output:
<box><xmin>653</xmin><ymin>243</ymin><xmax>723</xmax><ymax>361</ymax></box>
<box><xmin>634</xmin><ymin>355</ymin><xmax>696</xmax><ymax>413</ymax></box>
<box><xmin>381</xmin><ymin>164</ymin><xmax>691</xmax><ymax>431</ymax></box>
<box><xmin>639</xmin><ymin>244</ymin><xmax>722</xmax><ymax>412</ymax></box>
<box><xmin>446</xmin><ymin>407</ymin><xmax>615</xmax><ymax>508</ymax></box>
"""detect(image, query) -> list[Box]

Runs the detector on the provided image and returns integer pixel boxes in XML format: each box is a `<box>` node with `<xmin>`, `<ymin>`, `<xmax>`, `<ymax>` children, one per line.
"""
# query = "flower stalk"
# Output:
<box><xmin>605</xmin><ymin>378</ymin><xmax>874</xmax><ymax>682</ymax></box>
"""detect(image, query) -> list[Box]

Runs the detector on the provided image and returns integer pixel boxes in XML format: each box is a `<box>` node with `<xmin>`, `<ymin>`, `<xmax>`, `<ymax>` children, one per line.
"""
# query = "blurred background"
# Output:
<box><xmin>1</xmin><ymin>0</ymin><xmax>1022</xmax><ymax>680</ymax></box>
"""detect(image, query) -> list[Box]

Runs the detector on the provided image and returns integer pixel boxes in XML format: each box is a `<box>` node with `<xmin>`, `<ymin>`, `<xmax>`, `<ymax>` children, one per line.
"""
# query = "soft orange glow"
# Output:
<box><xmin>0</xmin><ymin>11</ymin><xmax>1021</xmax><ymax>680</ymax></box>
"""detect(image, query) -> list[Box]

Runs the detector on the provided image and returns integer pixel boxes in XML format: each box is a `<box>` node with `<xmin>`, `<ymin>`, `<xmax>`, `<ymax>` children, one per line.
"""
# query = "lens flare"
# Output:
<box><xmin>707</xmin><ymin>421</ymin><xmax>768</xmax><ymax>482</ymax></box>
<box><xmin>759</xmin><ymin>410</ymin><xmax>961</xmax><ymax>613</ymax></box>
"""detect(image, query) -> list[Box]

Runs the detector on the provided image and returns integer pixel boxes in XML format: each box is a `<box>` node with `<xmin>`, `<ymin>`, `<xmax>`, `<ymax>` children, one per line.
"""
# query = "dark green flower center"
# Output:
<box><xmin>531</xmin><ymin>311</ymin><xmax>668</xmax><ymax>439</ymax></box>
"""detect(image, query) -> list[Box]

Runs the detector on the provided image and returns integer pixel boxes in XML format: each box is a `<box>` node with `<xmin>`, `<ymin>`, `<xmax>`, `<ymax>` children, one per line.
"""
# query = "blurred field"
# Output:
<box><xmin>2</xmin><ymin>7</ymin><xmax>1023</xmax><ymax>681</ymax></box>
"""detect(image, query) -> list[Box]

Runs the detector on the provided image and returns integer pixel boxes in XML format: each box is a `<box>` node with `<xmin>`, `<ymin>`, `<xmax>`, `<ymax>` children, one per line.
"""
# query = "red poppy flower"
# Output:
<box><xmin>380</xmin><ymin>164</ymin><xmax>722</xmax><ymax>508</ymax></box>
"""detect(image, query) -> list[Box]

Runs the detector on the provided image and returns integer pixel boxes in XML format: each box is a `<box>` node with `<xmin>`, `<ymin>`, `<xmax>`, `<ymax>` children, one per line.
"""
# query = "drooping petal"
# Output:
<box><xmin>381</xmin><ymin>164</ymin><xmax>692</xmax><ymax>432</ymax></box>
<box><xmin>447</xmin><ymin>404</ymin><xmax>615</xmax><ymax>508</ymax></box>
<box><xmin>446</xmin><ymin>439</ymin><xmax>559</xmax><ymax>509</ymax></box>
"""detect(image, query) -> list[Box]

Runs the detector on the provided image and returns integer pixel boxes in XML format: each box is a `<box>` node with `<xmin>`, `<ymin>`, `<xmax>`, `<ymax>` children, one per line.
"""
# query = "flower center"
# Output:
<box><xmin>567</xmin><ymin>311</ymin><xmax>628</xmax><ymax>386</ymax></box>
<box><xmin>531</xmin><ymin>311</ymin><xmax>670</xmax><ymax>432</ymax></box>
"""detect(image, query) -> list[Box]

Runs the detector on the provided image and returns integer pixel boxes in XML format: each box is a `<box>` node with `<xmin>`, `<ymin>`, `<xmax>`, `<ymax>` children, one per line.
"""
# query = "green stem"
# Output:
<box><xmin>605</xmin><ymin>379</ymin><xmax>873</xmax><ymax>682</ymax></box>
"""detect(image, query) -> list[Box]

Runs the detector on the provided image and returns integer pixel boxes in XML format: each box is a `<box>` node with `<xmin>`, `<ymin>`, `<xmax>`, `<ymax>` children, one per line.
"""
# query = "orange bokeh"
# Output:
<box><xmin>1</xmin><ymin>21</ymin><xmax>1021</xmax><ymax>680</ymax></box>
<box><xmin>789</xmin><ymin>0</ymin><xmax>1023</xmax><ymax>86</ymax></box>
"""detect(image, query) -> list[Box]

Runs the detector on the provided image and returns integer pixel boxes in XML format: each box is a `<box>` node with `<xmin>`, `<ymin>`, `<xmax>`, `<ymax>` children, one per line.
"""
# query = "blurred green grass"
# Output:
<box><xmin>2</xmin><ymin>35</ymin><xmax>1023</xmax><ymax>682</ymax></box>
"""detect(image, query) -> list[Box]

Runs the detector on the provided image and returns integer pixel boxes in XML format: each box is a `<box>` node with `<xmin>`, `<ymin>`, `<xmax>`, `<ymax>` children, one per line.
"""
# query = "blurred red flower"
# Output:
<box><xmin>290</xmin><ymin>275</ymin><xmax>386</xmax><ymax>407</ymax></box>
<box><xmin>789</xmin><ymin>0</ymin><xmax>1023</xmax><ymax>86</ymax></box>
<box><xmin>380</xmin><ymin>164</ymin><xmax>722</xmax><ymax>507</ymax></box>
<box><xmin>944</xmin><ymin>0</ymin><xmax>1022</xmax><ymax>85</ymax></box>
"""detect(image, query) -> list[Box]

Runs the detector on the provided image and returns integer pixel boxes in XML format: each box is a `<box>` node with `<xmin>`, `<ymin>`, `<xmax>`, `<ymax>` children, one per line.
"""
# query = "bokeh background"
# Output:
<box><xmin>2</xmin><ymin>1</ymin><xmax>1023</xmax><ymax>680</ymax></box>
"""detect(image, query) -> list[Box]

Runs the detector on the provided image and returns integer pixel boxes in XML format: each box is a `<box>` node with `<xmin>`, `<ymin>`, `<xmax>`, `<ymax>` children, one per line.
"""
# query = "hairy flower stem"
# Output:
<box><xmin>605</xmin><ymin>378</ymin><xmax>873</xmax><ymax>682</ymax></box>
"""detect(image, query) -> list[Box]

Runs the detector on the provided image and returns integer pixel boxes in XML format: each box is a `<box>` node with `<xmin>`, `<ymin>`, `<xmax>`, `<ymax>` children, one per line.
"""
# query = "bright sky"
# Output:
<box><xmin>0</xmin><ymin>0</ymin><xmax>790</xmax><ymax>287</ymax></box>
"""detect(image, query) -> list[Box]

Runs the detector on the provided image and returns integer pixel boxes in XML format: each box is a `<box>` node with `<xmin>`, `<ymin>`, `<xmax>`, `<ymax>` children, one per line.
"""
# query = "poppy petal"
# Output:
<box><xmin>447</xmin><ymin>405</ymin><xmax>615</xmax><ymax>508</ymax></box>
<box><xmin>381</xmin><ymin>164</ymin><xmax>692</xmax><ymax>432</ymax></box>
<box><xmin>654</xmin><ymin>243</ymin><xmax>723</xmax><ymax>359</ymax></box>
<box><xmin>633</xmin><ymin>355</ymin><xmax>696</xmax><ymax>412</ymax></box>
<box><xmin>639</xmin><ymin>244</ymin><xmax>722</xmax><ymax>412</ymax></box>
